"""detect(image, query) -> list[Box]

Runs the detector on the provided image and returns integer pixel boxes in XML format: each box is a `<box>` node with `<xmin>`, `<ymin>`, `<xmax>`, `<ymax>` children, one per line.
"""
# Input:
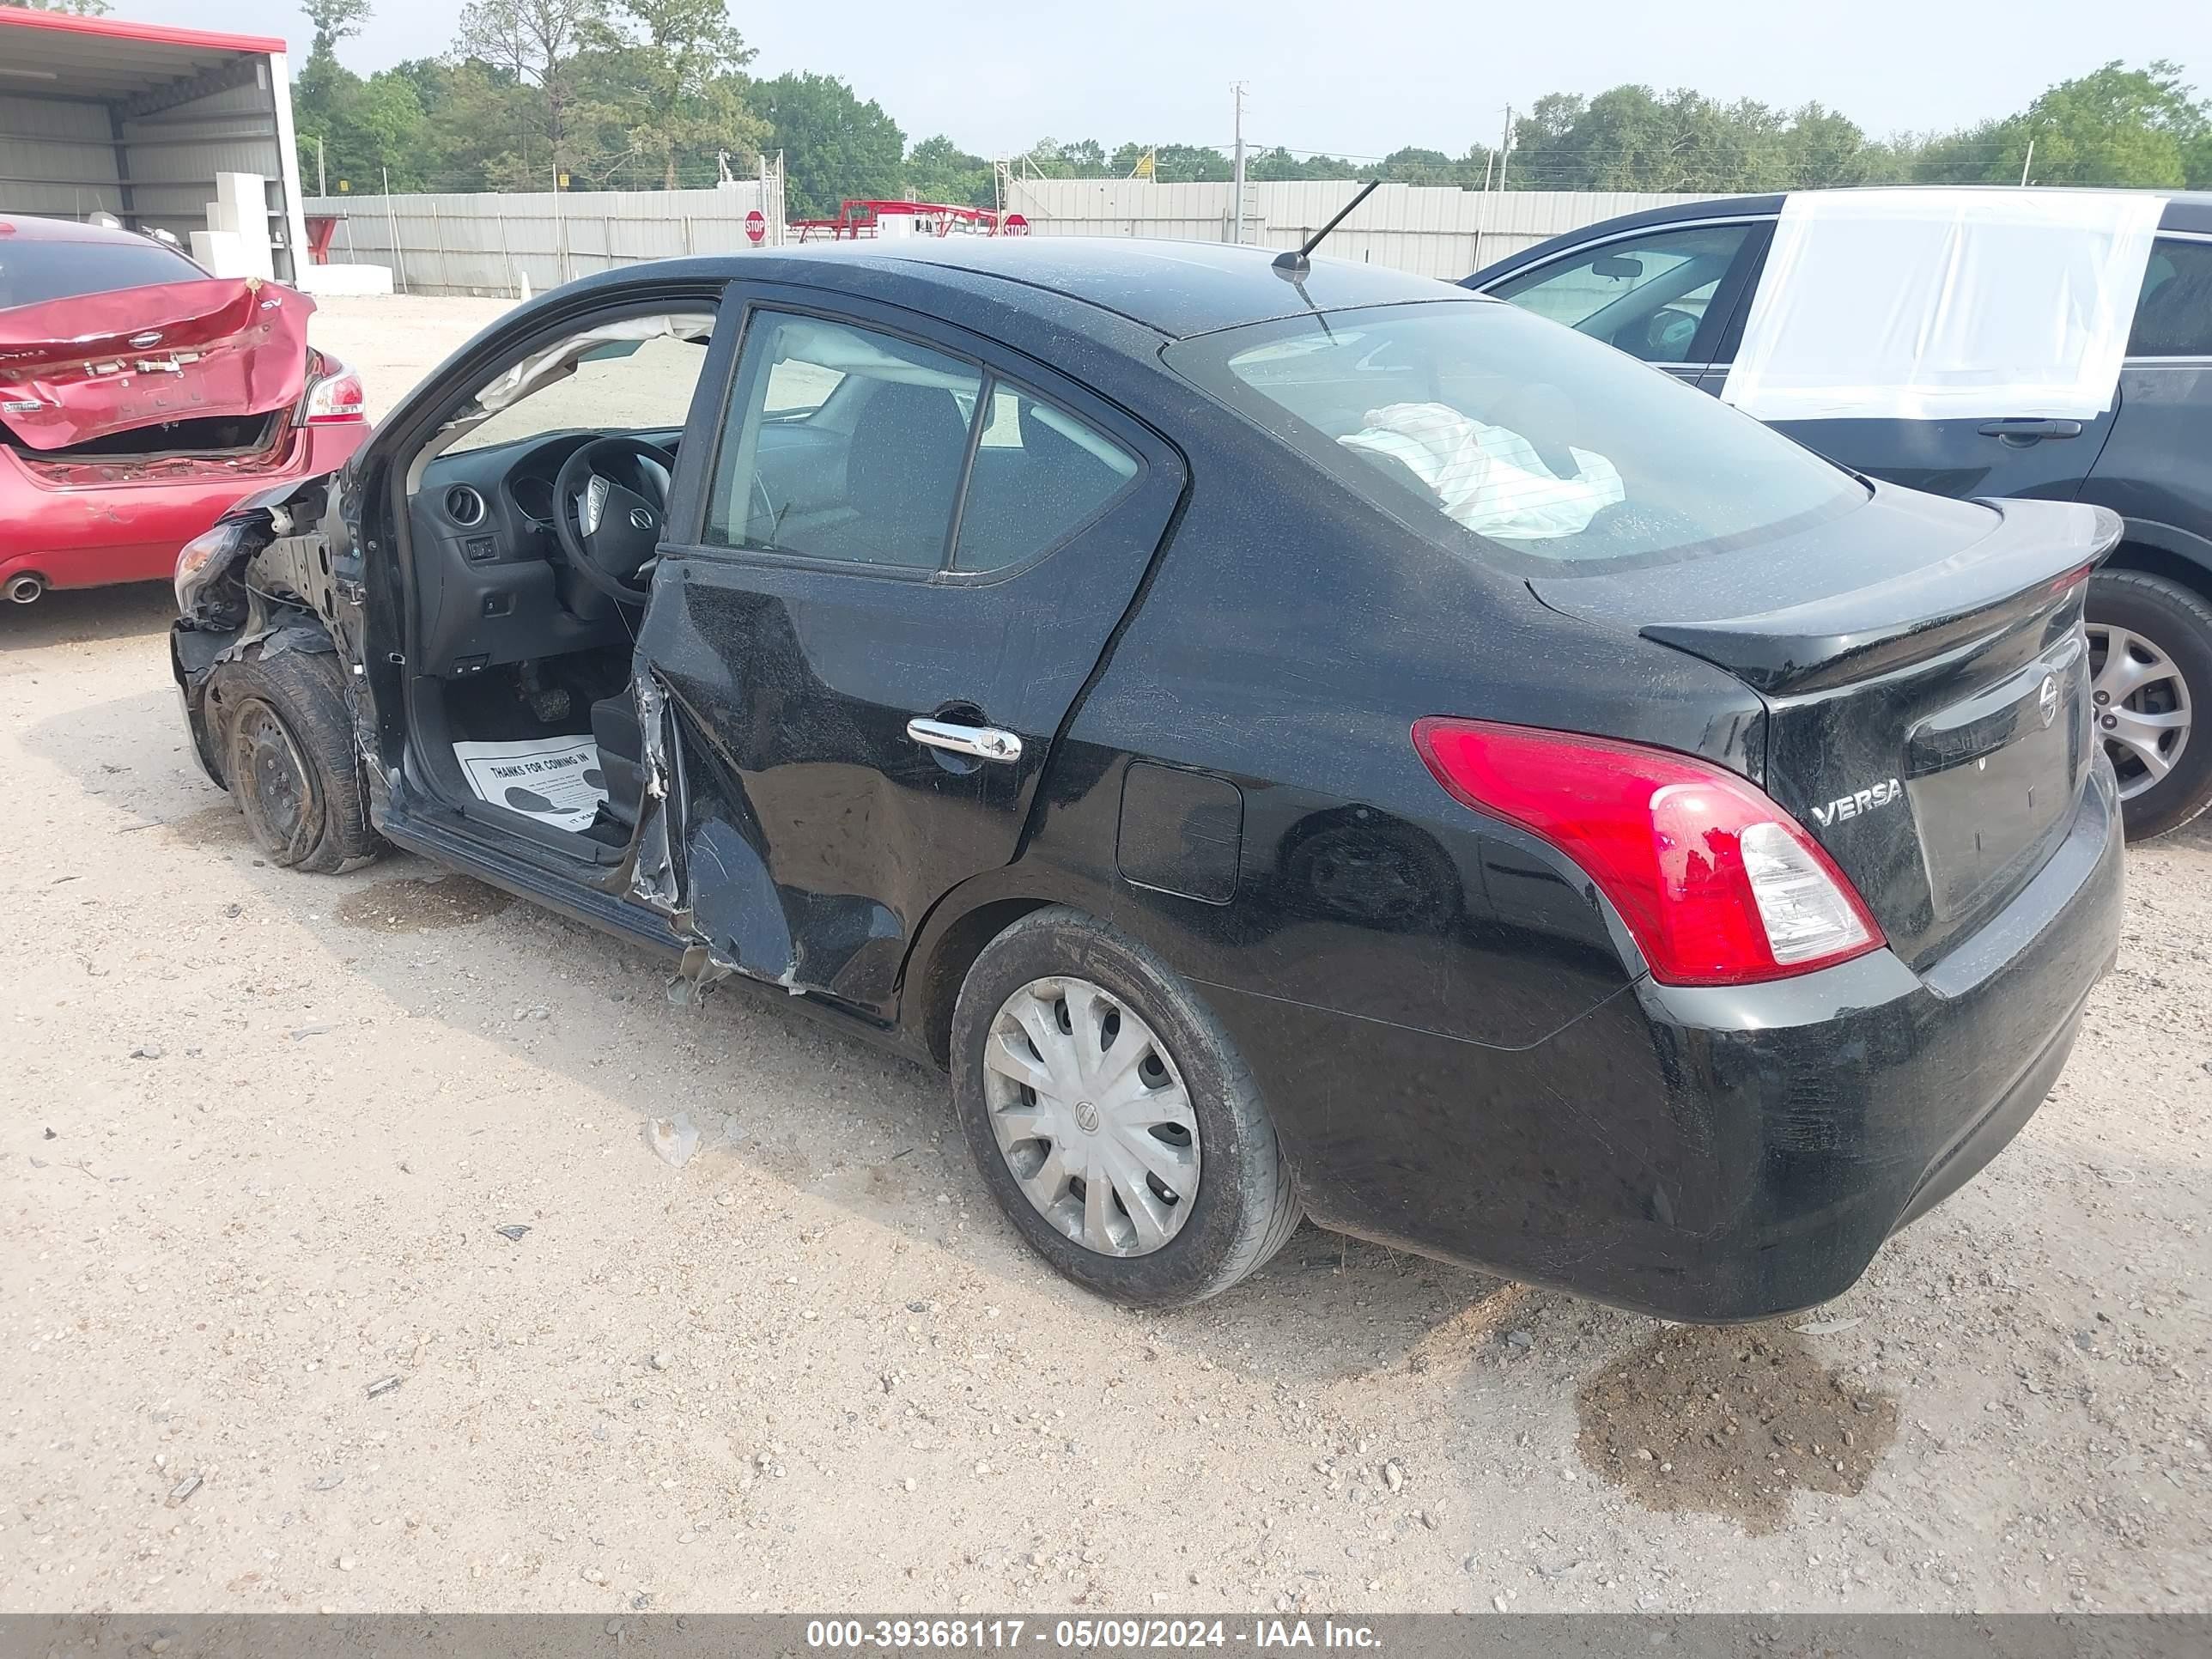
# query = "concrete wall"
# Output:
<box><xmin>307</xmin><ymin>179</ymin><xmax>789</xmax><ymax>298</ymax></box>
<box><xmin>998</xmin><ymin>179</ymin><xmax>1723</xmax><ymax>279</ymax></box>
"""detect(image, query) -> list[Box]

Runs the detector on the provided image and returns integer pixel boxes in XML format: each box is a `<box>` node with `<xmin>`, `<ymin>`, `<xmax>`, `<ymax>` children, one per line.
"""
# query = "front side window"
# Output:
<box><xmin>708</xmin><ymin>312</ymin><xmax>981</xmax><ymax>568</ymax></box>
<box><xmin>1486</xmin><ymin>223</ymin><xmax>1754</xmax><ymax>364</ymax></box>
<box><xmin>2129</xmin><ymin>237</ymin><xmax>2212</xmax><ymax>357</ymax></box>
<box><xmin>1170</xmin><ymin>299</ymin><xmax>1865</xmax><ymax>568</ymax></box>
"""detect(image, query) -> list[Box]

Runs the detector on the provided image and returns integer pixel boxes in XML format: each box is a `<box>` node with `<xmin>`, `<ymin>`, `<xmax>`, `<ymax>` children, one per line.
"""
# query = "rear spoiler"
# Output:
<box><xmin>1638</xmin><ymin>502</ymin><xmax>2122</xmax><ymax>696</ymax></box>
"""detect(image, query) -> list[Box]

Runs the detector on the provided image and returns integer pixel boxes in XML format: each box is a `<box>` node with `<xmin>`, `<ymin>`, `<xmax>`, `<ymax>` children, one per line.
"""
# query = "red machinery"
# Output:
<box><xmin>788</xmin><ymin>200</ymin><xmax>1024</xmax><ymax>242</ymax></box>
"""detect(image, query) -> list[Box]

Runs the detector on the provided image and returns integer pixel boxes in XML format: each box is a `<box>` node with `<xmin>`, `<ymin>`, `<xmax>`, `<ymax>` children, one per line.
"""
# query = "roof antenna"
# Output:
<box><xmin>1273</xmin><ymin>179</ymin><xmax>1382</xmax><ymax>276</ymax></box>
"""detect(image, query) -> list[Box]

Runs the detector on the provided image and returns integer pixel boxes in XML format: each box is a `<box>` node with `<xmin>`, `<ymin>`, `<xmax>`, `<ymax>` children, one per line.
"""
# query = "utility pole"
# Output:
<box><xmin>315</xmin><ymin>136</ymin><xmax>325</xmax><ymax>198</ymax></box>
<box><xmin>1231</xmin><ymin>81</ymin><xmax>1247</xmax><ymax>246</ymax></box>
<box><xmin>2020</xmin><ymin>137</ymin><xmax>2035</xmax><ymax>187</ymax></box>
<box><xmin>1498</xmin><ymin>106</ymin><xmax>1515</xmax><ymax>191</ymax></box>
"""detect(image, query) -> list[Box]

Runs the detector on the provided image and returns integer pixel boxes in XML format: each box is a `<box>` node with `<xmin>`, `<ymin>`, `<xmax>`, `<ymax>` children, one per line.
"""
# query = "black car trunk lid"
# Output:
<box><xmin>1533</xmin><ymin>487</ymin><xmax>2120</xmax><ymax>968</ymax></box>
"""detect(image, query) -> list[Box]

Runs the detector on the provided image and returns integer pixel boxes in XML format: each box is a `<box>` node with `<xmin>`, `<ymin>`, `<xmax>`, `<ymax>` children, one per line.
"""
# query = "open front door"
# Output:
<box><xmin>635</xmin><ymin>289</ymin><xmax>1186</xmax><ymax>1013</ymax></box>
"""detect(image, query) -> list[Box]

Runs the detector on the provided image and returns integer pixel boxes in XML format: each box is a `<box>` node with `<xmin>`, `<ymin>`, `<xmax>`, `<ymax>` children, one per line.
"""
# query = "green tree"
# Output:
<box><xmin>17</xmin><ymin>0</ymin><xmax>113</xmax><ymax>14</ymax></box>
<box><xmin>454</xmin><ymin>0</ymin><xmax>607</xmax><ymax>181</ymax></box>
<box><xmin>584</xmin><ymin>0</ymin><xmax>764</xmax><ymax>189</ymax></box>
<box><xmin>905</xmin><ymin>134</ymin><xmax>994</xmax><ymax>207</ymax></box>
<box><xmin>302</xmin><ymin>0</ymin><xmax>373</xmax><ymax>55</ymax></box>
<box><xmin>753</xmin><ymin>71</ymin><xmax>905</xmax><ymax>217</ymax></box>
<box><xmin>1779</xmin><ymin>102</ymin><xmax>1872</xmax><ymax>186</ymax></box>
<box><xmin>1993</xmin><ymin>59</ymin><xmax>2207</xmax><ymax>186</ymax></box>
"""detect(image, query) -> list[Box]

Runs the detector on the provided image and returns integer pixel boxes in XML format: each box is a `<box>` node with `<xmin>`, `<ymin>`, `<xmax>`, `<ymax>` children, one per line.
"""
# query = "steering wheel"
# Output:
<box><xmin>551</xmin><ymin>435</ymin><xmax>676</xmax><ymax>608</ymax></box>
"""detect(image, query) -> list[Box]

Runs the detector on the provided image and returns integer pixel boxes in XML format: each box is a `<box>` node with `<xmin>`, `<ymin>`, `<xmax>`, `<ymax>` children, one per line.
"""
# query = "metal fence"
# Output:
<box><xmin>998</xmin><ymin>179</ymin><xmax>1720</xmax><ymax>279</ymax></box>
<box><xmin>306</xmin><ymin>177</ymin><xmax>787</xmax><ymax>297</ymax></box>
<box><xmin>307</xmin><ymin>177</ymin><xmax>1713</xmax><ymax>295</ymax></box>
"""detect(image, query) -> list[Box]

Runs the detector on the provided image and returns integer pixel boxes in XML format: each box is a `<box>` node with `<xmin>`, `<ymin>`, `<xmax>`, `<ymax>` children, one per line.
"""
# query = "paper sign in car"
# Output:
<box><xmin>452</xmin><ymin>735</ymin><xmax>606</xmax><ymax>831</ymax></box>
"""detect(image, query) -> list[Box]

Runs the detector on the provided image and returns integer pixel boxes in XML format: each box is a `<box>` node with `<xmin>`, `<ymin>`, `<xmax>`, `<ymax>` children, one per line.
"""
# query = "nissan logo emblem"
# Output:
<box><xmin>628</xmin><ymin>507</ymin><xmax>656</xmax><ymax>532</ymax></box>
<box><xmin>2037</xmin><ymin>674</ymin><xmax>2059</xmax><ymax>729</ymax></box>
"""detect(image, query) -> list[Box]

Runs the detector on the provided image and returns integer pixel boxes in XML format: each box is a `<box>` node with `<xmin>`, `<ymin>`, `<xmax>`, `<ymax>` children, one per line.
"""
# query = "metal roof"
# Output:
<box><xmin>0</xmin><ymin>7</ymin><xmax>286</xmax><ymax>103</ymax></box>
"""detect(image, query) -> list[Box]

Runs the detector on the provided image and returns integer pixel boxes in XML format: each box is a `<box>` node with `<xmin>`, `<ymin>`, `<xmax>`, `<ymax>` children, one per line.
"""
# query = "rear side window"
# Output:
<box><xmin>0</xmin><ymin>235</ymin><xmax>204</xmax><ymax>310</ymax></box>
<box><xmin>1486</xmin><ymin>223</ymin><xmax>1753</xmax><ymax>363</ymax></box>
<box><xmin>1169</xmin><ymin>299</ymin><xmax>1865</xmax><ymax>569</ymax></box>
<box><xmin>954</xmin><ymin>386</ymin><xmax>1139</xmax><ymax>572</ymax></box>
<box><xmin>708</xmin><ymin>312</ymin><xmax>982</xmax><ymax>569</ymax></box>
<box><xmin>2129</xmin><ymin>237</ymin><xmax>2212</xmax><ymax>357</ymax></box>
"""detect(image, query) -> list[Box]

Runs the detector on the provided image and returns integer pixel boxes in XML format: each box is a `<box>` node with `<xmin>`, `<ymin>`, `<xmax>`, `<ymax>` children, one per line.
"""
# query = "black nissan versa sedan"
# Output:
<box><xmin>169</xmin><ymin>240</ymin><xmax>2124</xmax><ymax>1321</ymax></box>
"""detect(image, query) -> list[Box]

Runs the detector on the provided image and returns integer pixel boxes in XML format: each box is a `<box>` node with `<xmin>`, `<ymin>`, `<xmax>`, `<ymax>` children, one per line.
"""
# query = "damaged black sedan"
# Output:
<box><xmin>172</xmin><ymin>241</ymin><xmax>2124</xmax><ymax>1320</ymax></box>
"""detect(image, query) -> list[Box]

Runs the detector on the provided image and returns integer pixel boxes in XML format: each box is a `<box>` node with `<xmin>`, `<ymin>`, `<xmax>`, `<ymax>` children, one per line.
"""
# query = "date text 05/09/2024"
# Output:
<box><xmin>805</xmin><ymin>1620</ymin><xmax>1384</xmax><ymax>1650</ymax></box>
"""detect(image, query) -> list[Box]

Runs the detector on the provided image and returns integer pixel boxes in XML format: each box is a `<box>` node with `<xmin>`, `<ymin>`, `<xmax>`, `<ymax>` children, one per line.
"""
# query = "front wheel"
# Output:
<box><xmin>2086</xmin><ymin>569</ymin><xmax>2212</xmax><ymax>841</ymax></box>
<box><xmin>951</xmin><ymin>907</ymin><xmax>1300</xmax><ymax>1308</ymax></box>
<box><xmin>209</xmin><ymin>649</ymin><xmax>380</xmax><ymax>872</ymax></box>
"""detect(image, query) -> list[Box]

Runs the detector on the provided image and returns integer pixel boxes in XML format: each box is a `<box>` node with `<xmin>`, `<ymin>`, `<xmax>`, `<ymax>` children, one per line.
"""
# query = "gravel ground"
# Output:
<box><xmin>2</xmin><ymin>295</ymin><xmax>2208</xmax><ymax>1616</ymax></box>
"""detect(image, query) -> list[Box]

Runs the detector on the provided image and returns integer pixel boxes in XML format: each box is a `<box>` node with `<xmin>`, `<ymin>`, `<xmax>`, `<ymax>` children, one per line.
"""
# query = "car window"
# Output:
<box><xmin>2129</xmin><ymin>237</ymin><xmax>2212</xmax><ymax>357</ymax></box>
<box><xmin>1486</xmin><ymin>223</ymin><xmax>1755</xmax><ymax>364</ymax></box>
<box><xmin>707</xmin><ymin>312</ymin><xmax>983</xmax><ymax>569</ymax></box>
<box><xmin>952</xmin><ymin>385</ymin><xmax>1139</xmax><ymax>572</ymax></box>
<box><xmin>1169</xmin><ymin>299</ymin><xmax>1864</xmax><ymax>570</ymax></box>
<box><xmin>446</xmin><ymin>325</ymin><xmax>711</xmax><ymax>456</ymax></box>
<box><xmin>0</xmin><ymin>234</ymin><xmax>205</xmax><ymax>310</ymax></box>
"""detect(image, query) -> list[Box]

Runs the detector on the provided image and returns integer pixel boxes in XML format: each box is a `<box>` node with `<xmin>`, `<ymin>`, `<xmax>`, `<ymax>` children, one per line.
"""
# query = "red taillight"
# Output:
<box><xmin>1413</xmin><ymin>718</ymin><xmax>1885</xmax><ymax>987</ymax></box>
<box><xmin>301</xmin><ymin>356</ymin><xmax>366</xmax><ymax>424</ymax></box>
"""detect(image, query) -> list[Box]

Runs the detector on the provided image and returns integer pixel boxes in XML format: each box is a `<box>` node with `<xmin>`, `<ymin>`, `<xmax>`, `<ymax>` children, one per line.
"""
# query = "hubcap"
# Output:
<box><xmin>981</xmin><ymin>975</ymin><xmax>1199</xmax><ymax>1257</ymax></box>
<box><xmin>2086</xmin><ymin>623</ymin><xmax>2192</xmax><ymax>801</ymax></box>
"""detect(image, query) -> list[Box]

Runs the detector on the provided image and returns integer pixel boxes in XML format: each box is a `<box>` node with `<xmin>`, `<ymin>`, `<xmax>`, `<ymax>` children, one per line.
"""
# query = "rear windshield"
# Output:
<box><xmin>0</xmin><ymin>236</ymin><xmax>204</xmax><ymax>311</ymax></box>
<box><xmin>1168</xmin><ymin>299</ymin><xmax>1866</xmax><ymax>570</ymax></box>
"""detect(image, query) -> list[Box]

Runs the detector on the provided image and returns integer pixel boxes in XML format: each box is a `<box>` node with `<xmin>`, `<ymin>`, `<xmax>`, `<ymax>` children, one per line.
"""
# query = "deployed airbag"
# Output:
<box><xmin>1339</xmin><ymin>402</ymin><xmax>1625</xmax><ymax>540</ymax></box>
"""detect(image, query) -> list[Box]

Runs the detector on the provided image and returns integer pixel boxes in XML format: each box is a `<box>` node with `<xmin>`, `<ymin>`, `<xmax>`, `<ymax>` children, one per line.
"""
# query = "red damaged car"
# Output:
<box><xmin>0</xmin><ymin>214</ymin><xmax>368</xmax><ymax>605</ymax></box>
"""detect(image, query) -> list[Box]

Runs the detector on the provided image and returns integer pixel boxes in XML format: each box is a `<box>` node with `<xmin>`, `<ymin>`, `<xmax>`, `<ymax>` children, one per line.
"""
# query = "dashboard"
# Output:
<box><xmin>409</xmin><ymin>427</ymin><xmax>681</xmax><ymax>680</ymax></box>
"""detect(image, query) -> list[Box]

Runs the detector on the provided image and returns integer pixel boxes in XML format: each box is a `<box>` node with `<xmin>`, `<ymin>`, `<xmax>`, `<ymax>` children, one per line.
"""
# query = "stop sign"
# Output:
<box><xmin>1001</xmin><ymin>212</ymin><xmax>1029</xmax><ymax>236</ymax></box>
<box><xmin>744</xmin><ymin>209</ymin><xmax>766</xmax><ymax>246</ymax></box>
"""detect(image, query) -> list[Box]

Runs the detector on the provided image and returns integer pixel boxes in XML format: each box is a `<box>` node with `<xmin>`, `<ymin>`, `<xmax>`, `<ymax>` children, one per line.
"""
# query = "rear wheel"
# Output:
<box><xmin>951</xmin><ymin>907</ymin><xmax>1300</xmax><ymax>1307</ymax></box>
<box><xmin>211</xmin><ymin>650</ymin><xmax>380</xmax><ymax>872</ymax></box>
<box><xmin>2086</xmin><ymin>569</ymin><xmax>2212</xmax><ymax>840</ymax></box>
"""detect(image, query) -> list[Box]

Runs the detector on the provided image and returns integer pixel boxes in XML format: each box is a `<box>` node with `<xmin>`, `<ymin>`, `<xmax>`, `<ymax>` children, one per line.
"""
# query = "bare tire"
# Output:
<box><xmin>2087</xmin><ymin>569</ymin><xmax>2212</xmax><ymax>841</ymax></box>
<box><xmin>951</xmin><ymin>907</ymin><xmax>1300</xmax><ymax>1307</ymax></box>
<box><xmin>210</xmin><ymin>649</ymin><xmax>379</xmax><ymax>873</ymax></box>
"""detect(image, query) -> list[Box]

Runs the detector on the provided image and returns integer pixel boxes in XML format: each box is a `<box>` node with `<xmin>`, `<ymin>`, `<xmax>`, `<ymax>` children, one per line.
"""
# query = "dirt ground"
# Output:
<box><xmin>2</xmin><ymin>295</ymin><xmax>2208</xmax><ymax>1616</ymax></box>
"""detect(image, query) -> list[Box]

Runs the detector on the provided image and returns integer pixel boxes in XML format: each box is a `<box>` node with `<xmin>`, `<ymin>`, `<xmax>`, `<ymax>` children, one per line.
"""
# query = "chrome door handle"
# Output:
<box><xmin>906</xmin><ymin>717</ymin><xmax>1024</xmax><ymax>763</ymax></box>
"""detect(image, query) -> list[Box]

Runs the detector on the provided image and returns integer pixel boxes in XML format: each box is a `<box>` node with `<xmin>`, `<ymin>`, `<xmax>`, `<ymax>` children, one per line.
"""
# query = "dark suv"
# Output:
<box><xmin>1468</xmin><ymin>191</ymin><xmax>2212</xmax><ymax>837</ymax></box>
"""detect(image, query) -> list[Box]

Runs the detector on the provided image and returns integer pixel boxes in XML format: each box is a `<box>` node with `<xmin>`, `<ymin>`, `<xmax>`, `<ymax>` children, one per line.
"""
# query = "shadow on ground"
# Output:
<box><xmin>0</xmin><ymin>582</ymin><xmax>174</xmax><ymax>654</ymax></box>
<box><xmin>24</xmin><ymin>683</ymin><xmax>1534</xmax><ymax>1395</ymax></box>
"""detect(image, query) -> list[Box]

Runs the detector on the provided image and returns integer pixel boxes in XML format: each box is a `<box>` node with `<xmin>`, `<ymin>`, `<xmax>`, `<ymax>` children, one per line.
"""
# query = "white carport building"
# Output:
<box><xmin>0</xmin><ymin>6</ymin><xmax>308</xmax><ymax>282</ymax></box>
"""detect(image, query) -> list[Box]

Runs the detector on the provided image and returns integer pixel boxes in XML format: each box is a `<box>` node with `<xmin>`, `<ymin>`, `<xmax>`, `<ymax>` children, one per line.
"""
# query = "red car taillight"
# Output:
<box><xmin>301</xmin><ymin>356</ymin><xmax>366</xmax><ymax>424</ymax></box>
<box><xmin>1413</xmin><ymin>718</ymin><xmax>1885</xmax><ymax>987</ymax></box>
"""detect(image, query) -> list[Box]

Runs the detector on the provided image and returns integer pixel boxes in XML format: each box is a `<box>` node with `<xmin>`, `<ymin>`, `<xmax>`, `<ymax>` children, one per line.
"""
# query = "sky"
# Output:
<box><xmin>100</xmin><ymin>0</ymin><xmax>2212</xmax><ymax>161</ymax></box>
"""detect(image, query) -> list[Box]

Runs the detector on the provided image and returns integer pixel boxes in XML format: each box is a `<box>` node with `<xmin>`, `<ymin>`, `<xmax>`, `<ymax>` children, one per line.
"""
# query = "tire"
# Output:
<box><xmin>2087</xmin><ymin>568</ymin><xmax>2212</xmax><ymax>841</ymax></box>
<box><xmin>210</xmin><ymin>649</ymin><xmax>380</xmax><ymax>873</ymax></box>
<box><xmin>951</xmin><ymin>906</ymin><xmax>1300</xmax><ymax>1308</ymax></box>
